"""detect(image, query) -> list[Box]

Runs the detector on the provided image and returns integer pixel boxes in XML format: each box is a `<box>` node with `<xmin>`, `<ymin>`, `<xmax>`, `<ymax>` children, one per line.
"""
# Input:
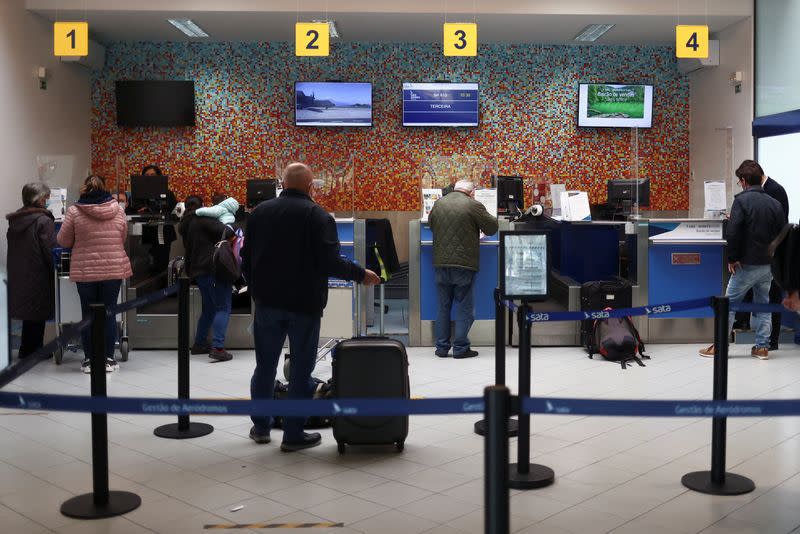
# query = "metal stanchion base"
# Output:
<box><xmin>681</xmin><ymin>471</ymin><xmax>755</xmax><ymax>495</ymax></box>
<box><xmin>508</xmin><ymin>463</ymin><xmax>555</xmax><ymax>489</ymax></box>
<box><xmin>474</xmin><ymin>418</ymin><xmax>519</xmax><ymax>437</ymax></box>
<box><xmin>154</xmin><ymin>422</ymin><xmax>214</xmax><ymax>439</ymax></box>
<box><xmin>61</xmin><ymin>491</ymin><xmax>141</xmax><ymax>519</ymax></box>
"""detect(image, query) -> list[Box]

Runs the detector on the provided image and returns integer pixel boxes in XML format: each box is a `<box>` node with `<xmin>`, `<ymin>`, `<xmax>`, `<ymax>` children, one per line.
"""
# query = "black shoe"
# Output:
<box><xmin>435</xmin><ymin>349</ymin><xmax>450</xmax><ymax>358</ymax></box>
<box><xmin>454</xmin><ymin>349</ymin><xmax>479</xmax><ymax>359</ymax></box>
<box><xmin>769</xmin><ymin>341</ymin><xmax>779</xmax><ymax>351</ymax></box>
<box><xmin>190</xmin><ymin>343</ymin><xmax>210</xmax><ymax>355</ymax></box>
<box><xmin>209</xmin><ymin>348</ymin><xmax>233</xmax><ymax>362</ymax></box>
<box><xmin>249</xmin><ymin>426</ymin><xmax>271</xmax><ymax>444</ymax></box>
<box><xmin>281</xmin><ymin>432</ymin><xmax>322</xmax><ymax>452</ymax></box>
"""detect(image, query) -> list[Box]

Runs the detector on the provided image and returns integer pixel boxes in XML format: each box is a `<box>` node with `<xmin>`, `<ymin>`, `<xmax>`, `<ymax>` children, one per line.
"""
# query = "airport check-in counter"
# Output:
<box><xmin>409</xmin><ymin>219</ymin><xmax>507</xmax><ymax>347</ymax></box>
<box><xmin>633</xmin><ymin>218</ymin><xmax>725</xmax><ymax>343</ymax></box>
<box><xmin>129</xmin><ymin>217</ymin><xmax>366</xmax><ymax>350</ymax></box>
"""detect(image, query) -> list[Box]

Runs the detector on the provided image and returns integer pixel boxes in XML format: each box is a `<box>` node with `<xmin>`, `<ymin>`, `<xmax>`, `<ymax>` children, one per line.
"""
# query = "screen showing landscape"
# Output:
<box><xmin>402</xmin><ymin>82</ymin><xmax>479</xmax><ymax>127</ymax></box>
<box><xmin>578</xmin><ymin>83</ymin><xmax>653</xmax><ymax>128</ymax></box>
<box><xmin>295</xmin><ymin>82</ymin><xmax>373</xmax><ymax>127</ymax></box>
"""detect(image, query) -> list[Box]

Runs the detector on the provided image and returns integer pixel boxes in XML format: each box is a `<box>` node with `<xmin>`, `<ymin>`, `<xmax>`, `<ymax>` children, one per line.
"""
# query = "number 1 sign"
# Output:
<box><xmin>675</xmin><ymin>25</ymin><xmax>709</xmax><ymax>59</ymax></box>
<box><xmin>54</xmin><ymin>22</ymin><xmax>88</xmax><ymax>56</ymax></box>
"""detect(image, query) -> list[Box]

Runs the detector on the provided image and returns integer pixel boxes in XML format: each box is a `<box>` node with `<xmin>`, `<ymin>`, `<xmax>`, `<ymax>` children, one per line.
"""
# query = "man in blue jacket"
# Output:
<box><xmin>700</xmin><ymin>160</ymin><xmax>786</xmax><ymax>360</ymax></box>
<box><xmin>241</xmin><ymin>163</ymin><xmax>380</xmax><ymax>451</ymax></box>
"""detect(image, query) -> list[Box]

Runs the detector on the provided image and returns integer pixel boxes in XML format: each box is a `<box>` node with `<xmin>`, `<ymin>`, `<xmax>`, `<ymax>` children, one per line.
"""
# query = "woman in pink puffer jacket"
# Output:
<box><xmin>58</xmin><ymin>175</ymin><xmax>132</xmax><ymax>374</ymax></box>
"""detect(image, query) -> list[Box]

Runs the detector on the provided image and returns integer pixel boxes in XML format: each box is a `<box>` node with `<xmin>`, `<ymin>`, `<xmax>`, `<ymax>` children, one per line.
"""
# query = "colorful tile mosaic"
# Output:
<box><xmin>92</xmin><ymin>41</ymin><xmax>689</xmax><ymax>212</ymax></box>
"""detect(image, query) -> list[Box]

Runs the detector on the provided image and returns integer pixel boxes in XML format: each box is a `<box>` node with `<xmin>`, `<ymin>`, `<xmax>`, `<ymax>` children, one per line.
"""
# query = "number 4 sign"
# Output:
<box><xmin>675</xmin><ymin>25</ymin><xmax>709</xmax><ymax>59</ymax></box>
<box><xmin>443</xmin><ymin>23</ymin><xmax>477</xmax><ymax>57</ymax></box>
<box><xmin>296</xmin><ymin>22</ymin><xmax>330</xmax><ymax>57</ymax></box>
<box><xmin>54</xmin><ymin>22</ymin><xmax>88</xmax><ymax>56</ymax></box>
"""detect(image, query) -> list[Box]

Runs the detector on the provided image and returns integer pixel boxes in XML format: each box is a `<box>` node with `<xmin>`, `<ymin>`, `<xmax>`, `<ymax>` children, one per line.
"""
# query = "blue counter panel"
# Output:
<box><xmin>648</xmin><ymin>244</ymin><xmax>722</xmax><ymax>318</ymax></box>
<box><xmin>420</xmin><ymin>245</ymin><xmax>497</xmax><ymax>321</ymax></box>
<box><xmin>336</xmin><ymin>221</ymin><xmax>355</xmax><ymax>243</ymax></box>
<box><xmin>560</xmin><ymin>223</ymin><xmax>620</xmax><ymax>284</ymax></box>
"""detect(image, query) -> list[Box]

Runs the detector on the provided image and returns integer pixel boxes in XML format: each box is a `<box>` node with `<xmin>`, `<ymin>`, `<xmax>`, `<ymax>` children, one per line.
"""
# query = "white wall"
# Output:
<box><xmin>688</xmin><ymin>17</ymin><xmax>754</xmax><ymax>217</ymax></box>
<box><xmin>0</xmin><ymin>0</ymin><xmax>92</xmax><ymax>266</ymax></box>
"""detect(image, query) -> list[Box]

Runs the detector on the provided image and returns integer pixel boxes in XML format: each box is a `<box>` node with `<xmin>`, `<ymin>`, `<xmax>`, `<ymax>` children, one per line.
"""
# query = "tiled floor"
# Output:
<box><xmin>2</xmin><ymin>342</ymin><xmax>800</xmax><ymax>533</ymax></box>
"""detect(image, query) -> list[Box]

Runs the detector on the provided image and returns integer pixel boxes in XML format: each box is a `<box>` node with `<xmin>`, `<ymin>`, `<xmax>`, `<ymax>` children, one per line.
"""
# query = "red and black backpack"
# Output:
<box><xmin>587</xmin><ymin>310</ymin><xmax>649</xmax><ymax>369</ymax></box>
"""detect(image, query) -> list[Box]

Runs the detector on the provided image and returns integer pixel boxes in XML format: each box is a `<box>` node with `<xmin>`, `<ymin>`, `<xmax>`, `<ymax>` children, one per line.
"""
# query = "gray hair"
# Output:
<box><xmin>22</xmin><ymin>182</ymin><xmax>51</xmax><ymax>208</ymax></box>
<box><xmin>454</xmin><ymin>180</ymin><xmax>475</xmax><ymax>193</ymax></box>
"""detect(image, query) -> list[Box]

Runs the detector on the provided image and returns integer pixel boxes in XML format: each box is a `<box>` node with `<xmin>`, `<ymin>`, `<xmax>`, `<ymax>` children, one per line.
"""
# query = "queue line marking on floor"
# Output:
<box><xmin>204</xmin><ymin>521</ymin><xmax>344</xmax><ymax>529</ymax></box>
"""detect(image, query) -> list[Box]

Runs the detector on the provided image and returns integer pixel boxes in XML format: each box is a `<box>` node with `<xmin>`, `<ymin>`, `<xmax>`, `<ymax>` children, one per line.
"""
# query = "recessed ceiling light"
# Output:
<box><xmin>168</xmin><ymin>19</ymin><xmax>209</xmax><ymax>38</ymax></box>
<box><xmin>312</xmin><ymin>20</ymin><xmax>340</xmax><ymax>39</ymax></box>
<box><xmin>574</xmin><ymin>24</ymin><xmax>615</xmax><ymax>42</ymax></box>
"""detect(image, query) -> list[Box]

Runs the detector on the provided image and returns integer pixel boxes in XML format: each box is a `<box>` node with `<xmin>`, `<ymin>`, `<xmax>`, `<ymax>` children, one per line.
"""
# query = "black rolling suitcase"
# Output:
<box><xmin>580</xmin><ymin>280</ymin><xmax>632</xmax><ymax>350</ymax></box>
<box><xmin>332</xmin><ymin>338</ymin><xmax>409</xmax><ymax>454</ymax></box>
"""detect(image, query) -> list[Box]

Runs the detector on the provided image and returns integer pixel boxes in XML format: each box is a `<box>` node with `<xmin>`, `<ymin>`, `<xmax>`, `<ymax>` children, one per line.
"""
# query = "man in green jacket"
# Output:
<box><xmin>429</xmin><ymin>180</ymin><xmax>499</xmax><ymax>358</ymax></box>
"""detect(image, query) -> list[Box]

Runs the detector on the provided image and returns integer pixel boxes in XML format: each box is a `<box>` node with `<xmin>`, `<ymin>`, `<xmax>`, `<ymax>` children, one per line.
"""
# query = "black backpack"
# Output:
<box><xmin>272</xmin><ymin>378</ymin><xmax>333</xmax><ymax>429</ymax></box>
<box><xmin>588</xmin><ymin>313</ymin><xmax>649</xmax><ymax>369</ymax></box>
<box><xmin>211</xmin><ymin>229</ymin><xmax>240</xmax><ymax>285</ymax></box>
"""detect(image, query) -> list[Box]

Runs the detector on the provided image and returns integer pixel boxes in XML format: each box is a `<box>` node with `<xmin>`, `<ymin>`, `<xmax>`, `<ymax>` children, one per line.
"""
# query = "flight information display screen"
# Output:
<box><xmin>402</xmin><ymin>83</ymin><xmax>479</xmax><ymax>127</ymax></box>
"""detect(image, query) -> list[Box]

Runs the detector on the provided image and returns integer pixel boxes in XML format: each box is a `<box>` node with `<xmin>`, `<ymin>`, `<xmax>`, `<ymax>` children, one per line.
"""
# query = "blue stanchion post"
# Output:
<box><xmin>508</xmin><ymin>302</ymin><xmax>554</xmax><ymax>490</ymax></box>
<box><xmin>484</xmin><ymin>385</ymin><xmax>510</xmax><ymax>534</ymax></box>
<box><xmin>155</xmin><ymin>276</ymin><xmax>214</xmax><ymax>439</ymax></box>
<box><xmin>475</xmin><ymin>289</ymin><xmax>519</xmax><ymax>437</ymax></box>
<box><xmin>61</xmin><ymin>304</ymin><xmax>141</xmax><ymax>519</ymax></box>
<box><xmin>682</xmin><ymin>296</ymin><xmax>755</xmax><ymax>495</ymax></box>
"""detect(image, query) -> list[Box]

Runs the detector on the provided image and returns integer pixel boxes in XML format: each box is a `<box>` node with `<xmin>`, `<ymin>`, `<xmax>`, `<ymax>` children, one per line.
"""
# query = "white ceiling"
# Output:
<box><xmin>26</xmin><ymin>0</ymin><xmax>752</xmax><ymax>45</ymax></box>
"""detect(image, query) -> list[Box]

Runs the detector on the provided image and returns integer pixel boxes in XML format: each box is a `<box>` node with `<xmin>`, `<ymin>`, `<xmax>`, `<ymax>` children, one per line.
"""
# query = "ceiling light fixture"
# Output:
<box><xmin>312</xmin><ymin>20</ymin><xmax>340</xmax><ymax>39</ymax></box>
<box><xmin>168</xmin><ymin>19</ymin><xmax>209</xmax><ymax>38</ymax></box>
<box><xmin>573</xmin><ymin>24</ymin><xmax>615</xmax><ymax>42</ymax></box>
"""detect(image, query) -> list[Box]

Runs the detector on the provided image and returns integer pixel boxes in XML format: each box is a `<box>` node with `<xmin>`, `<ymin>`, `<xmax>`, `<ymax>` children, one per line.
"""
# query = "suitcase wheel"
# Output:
<box><xmin>337</xmin><ymin>442</ymin><xmax>346</xmax><ymax>455</ymax></box>
<box><xmin>395</xmin><ymin>441</ymin><xmax>404</xmax><ymax>452</ymax></box>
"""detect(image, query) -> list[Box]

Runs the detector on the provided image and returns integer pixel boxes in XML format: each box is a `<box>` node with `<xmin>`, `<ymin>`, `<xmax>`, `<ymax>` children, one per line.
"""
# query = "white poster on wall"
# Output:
<box><xmin>703</xmin><ymin>181</ymin><xmax>727</xmax><ymax>212</ymax></box>
<box><xmin>46</xmin><ymin>187</ymin><xmax>68</xmax><ymax>222</ymax></box>
<box><xmin>474</xmin><ymin>188</ymin><xmax>498</xmax><ymax>219</ymax></box>
<box><xmin>421</xmin><ymin>189</ymin><xmax>443</xmax><ymax>221</ymax></box>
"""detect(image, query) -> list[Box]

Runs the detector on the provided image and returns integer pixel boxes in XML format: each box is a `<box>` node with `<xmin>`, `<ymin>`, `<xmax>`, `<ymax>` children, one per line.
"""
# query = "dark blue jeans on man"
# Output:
<box><xmin>194</xmin><ymin>274</ymin><xmax>232</xmax><ymax>349</ymax></box>
<box><xmin>434</xmin><ymin>267</ymin><xmax>476</xmax><ymax>356</ymax></box>
<box><xmin>76</xmin><ymin>279</ymin><xmax>122</xmax><ymax>360</ymax></box>
<box><xmin>250</xmin><ymin>303</ymin><xmax>320</xmax><ymax>442</ymax></box>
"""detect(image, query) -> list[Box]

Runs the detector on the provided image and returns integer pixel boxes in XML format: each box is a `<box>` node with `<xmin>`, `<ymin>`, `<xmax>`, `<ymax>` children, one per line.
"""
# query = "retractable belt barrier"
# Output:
<box><xmin>3</xmin><ymin>391</ymin><xmax>800</xmax><ymax>419</ymax></box>
<box><xmin>107</xmin><ymin>283</ymin><xmax>178</xmax><ymax>316</ymax></box>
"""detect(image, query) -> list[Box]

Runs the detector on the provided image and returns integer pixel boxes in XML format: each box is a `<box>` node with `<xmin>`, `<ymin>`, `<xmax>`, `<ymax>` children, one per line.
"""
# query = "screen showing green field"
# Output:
<box><xmin>578</xmin><ymin>84</ymin><xmax>653</xmax><ymax>128</ymax></box>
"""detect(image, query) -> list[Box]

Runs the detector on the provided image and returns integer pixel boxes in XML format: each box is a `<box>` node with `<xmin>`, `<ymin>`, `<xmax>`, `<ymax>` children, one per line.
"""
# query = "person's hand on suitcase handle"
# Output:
<box><xmin>362</xmin><ymin>269</ymin><xmax>382</xmax><ymax>286</ymax></box>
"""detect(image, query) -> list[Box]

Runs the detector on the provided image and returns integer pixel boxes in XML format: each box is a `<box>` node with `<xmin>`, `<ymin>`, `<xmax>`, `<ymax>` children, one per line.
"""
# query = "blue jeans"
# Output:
<box><xmin>250</xmin><ymin>304</ymin><xmax>320</xmax><ymax>442</ymax></box>
<box><xmin>76</xmin><ymin>280</ymin><xmax>122</xmax><ymax>361</ymax></box>
<box><xmin>194</xmin><ymin>274</ymin><xmax>232</xmax><ymax>349</ymax></box>
<box><xmin>726</xmin><ymin>264</ymin><xmax>773</xmax><ymax>348</ymax></box>
<box><xmin>435</xmin><ymin>267</ymin><xmax>476</xmax><ymax>355</ymax></box>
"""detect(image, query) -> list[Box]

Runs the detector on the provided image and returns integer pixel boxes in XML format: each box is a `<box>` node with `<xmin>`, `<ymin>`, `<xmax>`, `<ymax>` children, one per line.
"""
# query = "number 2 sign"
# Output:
<box><xmin>296</xmin><ymin>22</ymin><xmax>330</xmax><ymax>57</ymax></box>
<box><xmin>675</xmin><ymin>25</ymin><xmax>709</xmax><ymax>59</ymax></box>
<box><xmin>443</xmin><ymin>23</ymin><xmax>477</xmax><ymax>57</ymax></box>
<box><xmin>54</xmin><ymin>22</ymin><xmax>88</xmax><ymax>56</ymax></box>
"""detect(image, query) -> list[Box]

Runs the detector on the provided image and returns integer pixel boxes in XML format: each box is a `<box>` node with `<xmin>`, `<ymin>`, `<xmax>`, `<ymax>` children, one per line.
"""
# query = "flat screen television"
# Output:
<box><xmin>402</xmin><ymin>82</ymin><xmax>479</xmax><ymax>127</ymax></box>
<box><xmin>116</xmin><ymin>80</ymin><xmax>196</xmax><ymax>127</ymax></box>
<box><xmin>578</xmin><ymin>83</ymin><xmax>653</xmax><ymax>128</ymax></box>
<box><xmin>295</xmin><ymin>82</ymin><xmax>372</xmax><ymax>127</ymax></box>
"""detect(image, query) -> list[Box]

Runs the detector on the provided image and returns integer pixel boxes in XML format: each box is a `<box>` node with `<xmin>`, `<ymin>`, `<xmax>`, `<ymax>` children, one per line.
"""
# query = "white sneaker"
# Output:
<box><xmin>105</xmin><ymin>358</ymin><xmax>119</xmax><ymax>372</ymax></box>
<box><xmin>81</xmin><ymin>359</ymin><xmax>91</xmax><ymax>374</ymax></box>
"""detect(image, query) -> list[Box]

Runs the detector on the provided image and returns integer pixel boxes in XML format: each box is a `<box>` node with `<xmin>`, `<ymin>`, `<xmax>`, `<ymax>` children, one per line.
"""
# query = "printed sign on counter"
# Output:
<box><xmin>474</xmin><ymin>188</ymin><xmax>498</xmax><ymax>219</ymax></box>
<box><xmin>421</xmin><ymin>188</ymin><xmax>443</xmax><ymax>221</ymax></box>
<box><xmin>650</xmin><ymin>221</ymin><xmax>724</xmax><ymax>241</ymax></box>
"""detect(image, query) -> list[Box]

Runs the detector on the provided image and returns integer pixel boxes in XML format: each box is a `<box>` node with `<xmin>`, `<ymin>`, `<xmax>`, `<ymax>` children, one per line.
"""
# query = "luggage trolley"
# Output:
<box><xmin>52</xmin><ymin>248</ymin><xmax>130</xmax><ymax>364</ymax></box>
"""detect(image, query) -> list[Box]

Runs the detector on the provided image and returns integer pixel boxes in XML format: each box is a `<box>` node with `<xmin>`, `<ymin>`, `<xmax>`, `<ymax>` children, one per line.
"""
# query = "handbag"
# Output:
<box><xmin>212</xmin><ymin>227</ymin><xmax>241</xmax><ymax>285</ymax></box>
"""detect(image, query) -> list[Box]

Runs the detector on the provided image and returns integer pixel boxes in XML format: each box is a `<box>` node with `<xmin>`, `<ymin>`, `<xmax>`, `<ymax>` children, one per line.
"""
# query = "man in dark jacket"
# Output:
<box><xmin>178</xmin><ymin>195</ymin><xmax>234</xmax><ymax>362</ymax></box>
<box><xmin>700</xmin><ymin>160</ymin><xmax>786</xmax><ymax>360</ymax></box>
<box><xmin>429</xmin><ymin>180</ymin><xmax>499</xmax><ymax>359</ymax></box>
<box><xmin>6</xmin><ymin>183</ymin><xmax>57</xmax><ymax>359</ymax></box>
<box><xmin>241</xmin><ymin>163</ymin><xmax>380</xmax><ymax>451</ymax></box>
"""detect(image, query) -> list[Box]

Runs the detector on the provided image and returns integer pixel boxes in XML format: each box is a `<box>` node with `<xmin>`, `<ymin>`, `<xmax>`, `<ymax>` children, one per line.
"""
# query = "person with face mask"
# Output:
<box><xmin>6</xmin><ymin>182</ymin><xmax>58</xmax><ymax>360</ymax></box>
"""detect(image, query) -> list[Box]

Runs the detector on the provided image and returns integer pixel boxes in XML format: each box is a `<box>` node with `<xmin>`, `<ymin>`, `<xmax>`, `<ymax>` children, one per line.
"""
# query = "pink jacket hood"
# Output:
<box><xmin>72</xmin><ymin>200</ymin><xmax>122</xmax><ymax>221</ymax></box>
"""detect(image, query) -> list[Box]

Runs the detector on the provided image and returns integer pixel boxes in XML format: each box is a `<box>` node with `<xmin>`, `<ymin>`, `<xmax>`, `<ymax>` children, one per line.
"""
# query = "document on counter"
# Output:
<box><xmin>46</xmin><ymin>187</ymin><xmax>68</xmax><ymax>222</ymax></box>
<box><xmin>421</xmin><ymin>189</ymin><xmax>443</xmax><ymax>221</ymax></box>
<box><xmin>550</xmin><ymin>184</ymin><xmax>566</xmax><ymax>213</ymax></box>
<box><xmin>704</xmin><ymin>181</ymin><xmax>727</xmax><ymax>212</ymax></box>
<box><xmin>474</xmin><ymin>188</ymin><xmax>498</xmax><ymax>219</ymax></box>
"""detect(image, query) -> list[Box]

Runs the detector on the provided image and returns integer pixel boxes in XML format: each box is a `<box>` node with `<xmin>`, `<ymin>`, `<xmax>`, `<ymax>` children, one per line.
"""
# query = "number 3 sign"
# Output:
<box><xmin>443</xmin><ymin>23</ymin><xmax>477</xmax><ymax>57</ymax></box>
<box><xmin>54</xmin><ymin>22</ymin><xmax>88</xmax><ymax>56</ymax></box>
<box><xmin>675</xmin><ymin>25</ymin><xmax>709</xmax><ymax>59</ymax></box>
<box><xmin>296</xmin><ymin>22</ymin><xmax>330</xmax><ymax>57</ymax></box>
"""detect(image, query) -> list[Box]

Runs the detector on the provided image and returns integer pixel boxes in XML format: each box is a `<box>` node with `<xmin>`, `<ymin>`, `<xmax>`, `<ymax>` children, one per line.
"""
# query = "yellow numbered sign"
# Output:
<box><xmin>296</xmin><ymin>22</ymin><xmax>329</xmax><ymax>57</ymax></box>
<box><xmin>54</xmin><ymin>22</ymin><xmax>88</xmax><ymax>56</ymax></box>
<box><xmin>443</xmin><ymin>23</ymin><xmax>477</xmax><ymax>57</ymax></box>
<box><xmin>675</xmin><ymin>25</ymin><xmax>709</xmax><ymax>58</ymax></box>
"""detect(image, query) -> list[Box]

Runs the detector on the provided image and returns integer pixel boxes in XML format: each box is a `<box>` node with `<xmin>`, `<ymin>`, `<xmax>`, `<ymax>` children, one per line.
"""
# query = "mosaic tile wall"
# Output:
<box><xmin>92</xmin><ymin>42</ymin><xmax>689</xmax><ymax>211</ymax></box>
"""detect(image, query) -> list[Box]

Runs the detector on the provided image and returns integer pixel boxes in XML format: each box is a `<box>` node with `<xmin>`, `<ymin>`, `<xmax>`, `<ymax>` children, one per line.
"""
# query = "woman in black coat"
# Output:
<box><xmin>6</xmin><ymin>183</ymin><xmax>57</xmax><ymax>358</ymax></box>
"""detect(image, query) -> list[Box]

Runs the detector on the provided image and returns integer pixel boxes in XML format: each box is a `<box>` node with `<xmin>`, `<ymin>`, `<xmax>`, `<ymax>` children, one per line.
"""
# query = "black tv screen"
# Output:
<box><xmin>116</xmin><ymin>80</ymin><xmax>196</xmax><ymax>127</ymax></box>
